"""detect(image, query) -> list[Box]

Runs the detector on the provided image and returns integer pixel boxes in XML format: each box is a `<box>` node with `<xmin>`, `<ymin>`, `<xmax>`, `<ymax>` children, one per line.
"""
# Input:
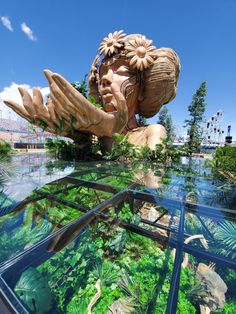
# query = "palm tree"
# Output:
<box><xmin>211</xmin><ymin>221</ymin><xmax>236</xmax><ymax>259</ymax></box>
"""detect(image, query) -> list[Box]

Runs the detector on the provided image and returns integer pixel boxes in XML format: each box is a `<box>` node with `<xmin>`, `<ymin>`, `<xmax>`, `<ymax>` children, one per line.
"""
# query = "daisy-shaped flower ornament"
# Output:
<box><xmin>98</xmin><ymin>30</ymin><xmax>125</xmax><ymax>57</ymax></box>
<box><xmin>125</xmin><ymin>36</ymin><xmax>157</xmax><ymax>71</ymax></box>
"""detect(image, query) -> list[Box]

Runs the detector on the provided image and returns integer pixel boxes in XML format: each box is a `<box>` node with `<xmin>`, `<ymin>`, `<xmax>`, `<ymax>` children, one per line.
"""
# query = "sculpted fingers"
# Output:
<box><xmin>32</xmin><ymin>88</ymin><xmax>46</xmax><ymax>116</ymax></box>
<box><xmin>44</xmin><ymin>70</ymin><xmax>68</xmax><ymax>114</ymax></box>
<box><xmin>44</xmin><ymin>69</ymin><xmax>54</xmax><ymax>85</ymax></box>
<box><xmin>46</xmin><ymin>96</ymin><xmax>62</xmax><ymax>126</ymax></box>
<box><xmin>49</xmin><ymin>80</ymin><xmax>76</xmax><ymax>117</ymax></box>
<box><xmin>51</xmin><ymin>73</ymin><xmax>90</xmax><ymax>115</ymax></box>
<box><xmin>3</xmin><ymin>100</ymin><xmax>31</xmax><ymax>121</ymax></box>
<box><xmin>49</xmin><ymin>93</ymin><xmax>71</xmax><ymax>122</ymax></box>
<box><xmin>18</xmin><ymin>87</ymin><xmax>36</xmax><ymax>117</ymax></box>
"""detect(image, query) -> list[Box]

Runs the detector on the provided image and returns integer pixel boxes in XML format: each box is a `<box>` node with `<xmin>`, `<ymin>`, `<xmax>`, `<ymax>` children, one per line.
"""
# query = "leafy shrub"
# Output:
<box><xmin>45</xmin><ymin>138</ymin><xmax>102</xmax><ymax>161</ymax></box>
<box><xmin>0</xmin><ymin>141</ymin><xmax>12</xmax><ymax>156</ymax></box>
<box><xmin>213</xmin><ymin>145</ymin><xmax>236</xmax><ymax>175</ymax></box>
<box><xmin>106</xmin><ymin>134</ymin><xmax>186</xmax><ymax>162</ymax></box>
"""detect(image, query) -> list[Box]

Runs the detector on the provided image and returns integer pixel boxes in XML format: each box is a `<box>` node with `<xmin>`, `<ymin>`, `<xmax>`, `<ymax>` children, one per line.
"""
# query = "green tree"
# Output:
<box><xmin>157</xmin><ymin>106</ymin><xmax>174</xmax><ymax>142</ymax></box>
<box><xmin>71</xmin><ymin>74</ymin><xmax>88</xmax><ymax>97</ymax></box>
<box><xmin>137</xmin><ymin>114</ymin><xmax>147</xmax><ymax>126</ymax></box>
<box><xmin>185</xmin><ymin>81</ymin><xmax>207</xmax><ymax>154</ymax></box>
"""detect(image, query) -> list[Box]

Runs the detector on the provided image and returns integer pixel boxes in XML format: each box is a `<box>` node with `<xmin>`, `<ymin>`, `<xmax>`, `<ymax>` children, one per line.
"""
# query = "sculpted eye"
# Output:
<box><xmin>116</xmin><ymin>66</ymin><xmax>130</xmax><ymax>75</ymax></box>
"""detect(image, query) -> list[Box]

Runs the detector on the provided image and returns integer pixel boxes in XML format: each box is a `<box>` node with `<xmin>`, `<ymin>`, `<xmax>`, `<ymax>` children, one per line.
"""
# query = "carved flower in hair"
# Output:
<box><xmin>125</xmin><ymin>36</ymin><xmax>157</xmax><ymax>71</ymax></box>
<box><xmin>98</xmin><ymin>30</ymin><xmax>125</xmax><ymax>57</ymax></box>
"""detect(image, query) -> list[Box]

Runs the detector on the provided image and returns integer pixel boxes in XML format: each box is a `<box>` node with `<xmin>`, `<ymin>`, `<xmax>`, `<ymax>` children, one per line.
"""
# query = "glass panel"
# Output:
<box><xmin>178</xmin><ymin>254</ymin><xmax>236</xmax><ymax>313</ymax></box>
<box><xmin>56</xmin><ymin>186</ymin><xmax>113</xmax><ymax>209</ymax></box>
<box><xmin>0</xmin><ymin>154</ymin><xmax>74</xmax><ymax>205</ymax></box>
<box><xmin>0</xmin><ymin>199</ymin><xmax>83</xmax><ymax>265</ymax></box>
<box><xmin>3</xmin><ymin>219</ymin><xmax>174</xmax><ymax>314</ymax></box>
<box><xmin>184</xmin><ymin>211</ymin><xmax>236</xmax><ymax>262</ymax></box>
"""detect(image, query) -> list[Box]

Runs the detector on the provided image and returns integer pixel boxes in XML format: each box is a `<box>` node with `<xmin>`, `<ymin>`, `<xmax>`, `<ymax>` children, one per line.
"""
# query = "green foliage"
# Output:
<box><xmin>37</xmin><ymin>231</ymin><xmax>102</xmax><ymax>311</ymax></box>
<box><xmin>137</xmin><ymin>114</ymin><xmax>147</xmax><ymax>126</ymax></box>
<box><xmin>157</xmin><ymin>107</ymin><xmax>174</xmax><ymax>142</ymax></box>
<box><xmin>35</xmin><ymin>119</ymin><xmax>48</xmax><ymax>131</ymax></box>
<box><xmin>88</xmin><ymin>95</ymin><xmax>103</xmax><ymax>109</ymax></box>
<box><xmin>211</xmin><ymin>221</ymin><xmax>236</xmax><ymax>259</ymax></box>
<box><xmin>71</xmin><ymin>76</ymin><xmax>102</xmax><ymax>109</ymax></box>
<box><xmin>106</xmin><ymin>134</ymin><xmax>186</xmax><ymax>162</ymax></box>
<box><xmin>185</xmin><ymin>81</ymin><xmax>207</xmax><ymax>154</ymax></box>
<box><xmin>0</xmin><ymin>155</ymin><xmax>14</xmax><ymax>190</ymax></box>
<box><xmin>185</xmin><ymin>213</ymin><xmax>202</xmax><ymax>234</ymax></box>
<box><xmin>215</xmin><ymin>301</ymin><xmax>236</xmax><ymax>314</ymax></box>
<box><xmin>139</xmin><ymin>139</ymin><xmax>186</xmax><ymax>162</ymax></box>
<box><xmin>45</xmin><ymin>137</ymin><xmax>103</xmax><ymax>161</ymax></box>
<box><xmin>57</xmin><ymin>186</ymin><xmax>112</xmax><ymax>210</ymax></box>
<box><xmin>109</xmin><ymin>228</ymin><xmax>129</xmax><ymax>255</ymax></box>
<box><xmin>6</xmin><ymin>158</ymin><xmax>235</xmax><ymax>313</ymax></box>
<box><xmin>105</xmin><ymin>134</ymin><xmax>140</xmax><ymax>160</ymax></box>
<box><xmin>45</xmin><ymin>138</ymin><xmax>76</xmax><ymax>160</ymax></box>
<box><xmin>118</xmin><ymin>203</ymin><xmax>133</xmax><ymax>221</ymax></box>
<box><xmin>0</xmin><ymin>195</ymin><xmax>85</xmax><ymax>263</ymax></box>
<box><xmin>0</xmin><ymin>141</ymin><xmax>12</xmax><ymax>156</ymax></box>
<box><xmin>212</xmin><ymin>145</ymin><xmax>236</xmax><ymax>176</ymax></box>
<box><xmin>13</xmin><ymin>210</ymin><xmax>198</xmax><ymax>314</ymax></box>
<box><xmin>213</xmin><ymin>267</ymin><xmax>236</xmax><ymax>313</ymax></box>
<box><xmin>15</xmin><ymin>267</ymin><xmax>53</xmax><ymax>314</ymax></box>
<box><xmin>71</xmin><ymin>75</ymin><xmax>88</xmax><ymax>97</ymax></box>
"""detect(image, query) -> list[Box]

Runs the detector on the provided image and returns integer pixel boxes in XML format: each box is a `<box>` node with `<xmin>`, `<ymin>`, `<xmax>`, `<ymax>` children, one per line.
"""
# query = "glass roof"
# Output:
<box><xmin>0</xmin><ymin>156</ymin><xmax>236</xmax><ymax>313</ymax></box>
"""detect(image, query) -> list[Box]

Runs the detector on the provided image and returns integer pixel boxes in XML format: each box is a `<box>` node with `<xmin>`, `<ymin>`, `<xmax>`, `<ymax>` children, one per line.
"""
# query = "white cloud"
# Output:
<box><xmin>0</xmin><ymin>83</ymin><xmax>49</xmax><ymax>120</ymax></box>
<box><xmin>1</xmin><ymin>16</ymin><xmax>13</xmax><ymax>32</ymax></box>
<box><xmin>20</xmin><ymin>22</ymin><xmax>37</xmax><ymax>41</ymax></box>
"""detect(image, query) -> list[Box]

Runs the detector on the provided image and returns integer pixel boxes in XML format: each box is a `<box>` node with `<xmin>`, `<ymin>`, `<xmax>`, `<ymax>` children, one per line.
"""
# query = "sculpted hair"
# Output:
<box><xmin>88</xmin><ymin>32</ymin><xmax>181</xmax><ymax>118</ymax></box>
<box><xmin>138</xmin><ymin>47</ymin><xmax>180</xmax><ymax>118</ymax></box>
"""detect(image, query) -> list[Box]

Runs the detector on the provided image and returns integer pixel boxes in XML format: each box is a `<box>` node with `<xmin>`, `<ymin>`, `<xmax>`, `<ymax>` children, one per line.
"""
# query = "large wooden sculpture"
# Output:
<box><xmin>4</xmin><ymin>31</ymin><xmax>180</xmax><ymax>150</ymax></box>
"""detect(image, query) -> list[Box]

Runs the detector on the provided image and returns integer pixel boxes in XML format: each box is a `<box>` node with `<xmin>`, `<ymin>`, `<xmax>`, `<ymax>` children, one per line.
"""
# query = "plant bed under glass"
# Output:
<box><xmin>0</xmin><ymin>158</ymin><xmax>235</xmax><ymax>313</ymax></box>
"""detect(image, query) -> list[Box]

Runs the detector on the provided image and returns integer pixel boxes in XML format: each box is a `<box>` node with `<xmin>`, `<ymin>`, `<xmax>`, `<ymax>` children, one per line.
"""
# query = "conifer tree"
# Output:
<box><xmin>185</xmin><ymin>81</ymin><xmax>207</xmax><ymax>154</ymax></box>
<box><xmin>157</xmin><ymin>106</ymin><xmax>174</xmax><ymax>142</ymax></box>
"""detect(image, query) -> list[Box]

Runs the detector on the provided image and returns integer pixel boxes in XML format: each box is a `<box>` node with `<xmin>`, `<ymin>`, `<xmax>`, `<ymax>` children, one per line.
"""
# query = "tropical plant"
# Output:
<box><xmin>14</xmin><ymin>267</ymin><xmax>53</xmax><ymax>314</ymax></box>
<box><xmin>0</xmin><ymin>155</ymin><xmax>14</xmax><ymax>189</ymax></box>
<box><xmin>211</xmin><ymin>221</ymin><xmax>236</xmax><ymax>259</ymax></box>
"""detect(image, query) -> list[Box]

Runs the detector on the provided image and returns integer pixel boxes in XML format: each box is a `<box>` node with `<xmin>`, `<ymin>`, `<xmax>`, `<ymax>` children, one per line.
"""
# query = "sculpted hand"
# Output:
<box><xmin>3</xmin><ymin>73</ymin><xmax>71</xmax><ymax>136</ymax></box>
<box><xmin>48</xmin><ymin>70</ymin><xmax>128</xmax><ymax>137</ymax></box>
<box><xmin>4</xmin><ymin>69</ymin><xmax>128</xmax><ymax>138</ymax></box>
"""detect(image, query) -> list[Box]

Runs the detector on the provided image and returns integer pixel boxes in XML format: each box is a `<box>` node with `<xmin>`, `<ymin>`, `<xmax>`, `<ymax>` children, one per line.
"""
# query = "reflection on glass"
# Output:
<box><xmin>184</xmin><ymin>212</ymin><xmax>236</xmax><ymax>261</ymax></box>
<box><xmin>0</xmin><ymin>199</ymin><xmax>84</xmax><ymax>265</ymax></box>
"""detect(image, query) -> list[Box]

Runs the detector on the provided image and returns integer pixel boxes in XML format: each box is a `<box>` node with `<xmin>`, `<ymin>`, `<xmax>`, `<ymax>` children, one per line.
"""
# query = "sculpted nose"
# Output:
<box><xmin>101</xmin><ymin>70</ymin><xmax>113</xmax><ymax>87</ymax></box>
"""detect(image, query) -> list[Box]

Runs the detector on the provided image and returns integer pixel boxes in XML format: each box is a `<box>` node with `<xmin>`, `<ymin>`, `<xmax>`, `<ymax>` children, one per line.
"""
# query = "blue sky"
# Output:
<box><xmin>0</xmin><ymin>0</ymin><xmax>236</xmax><ymax>139</ymax></box>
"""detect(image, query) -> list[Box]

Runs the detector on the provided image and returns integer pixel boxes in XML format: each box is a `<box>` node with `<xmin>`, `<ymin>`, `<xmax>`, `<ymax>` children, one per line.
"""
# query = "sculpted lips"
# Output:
<box><xmin>102</xmin><ymin>93</ymin><xmax>113</xmax><ymax>103</ymax></box>
<box><xmin>100</xmin><ymin>87</ymin><xmax>117</xmax><ymax>112</ymax></box>
<box><xmin>100</xmin><ymin>87</ymin><xmax>112</xmax><ymax>102</ymax></box>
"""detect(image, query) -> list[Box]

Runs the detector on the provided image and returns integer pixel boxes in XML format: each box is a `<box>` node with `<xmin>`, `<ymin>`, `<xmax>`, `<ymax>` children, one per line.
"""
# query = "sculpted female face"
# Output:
<box><xmin>98</xmin><ymin>57</ymin><xmax>140</xmax><ymax>118</ymax></box>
